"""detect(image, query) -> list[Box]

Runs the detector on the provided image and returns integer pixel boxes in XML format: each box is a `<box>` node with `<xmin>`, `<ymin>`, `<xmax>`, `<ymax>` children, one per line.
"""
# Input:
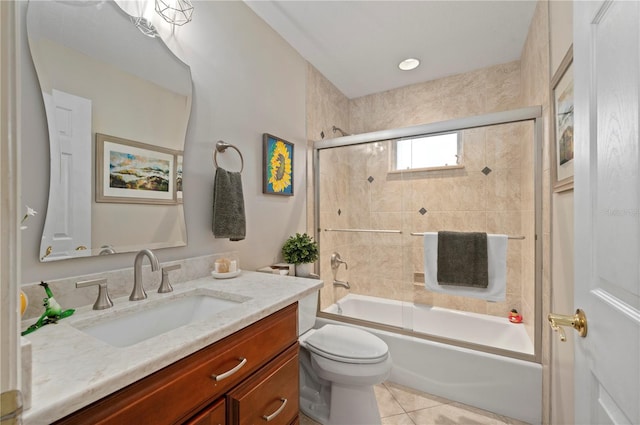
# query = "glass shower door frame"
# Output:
<box><xmin>312</xmin><ymin>106</ymin><xmax>544</xmax><ymax>364</ymax></box>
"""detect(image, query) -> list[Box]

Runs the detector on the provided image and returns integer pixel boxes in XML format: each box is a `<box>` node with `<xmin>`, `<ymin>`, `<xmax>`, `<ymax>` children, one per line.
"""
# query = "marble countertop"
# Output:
<box><xmin>21</xmin><ymin>271</ymin><xmax>322</xmax><ymax>425</ymax></box>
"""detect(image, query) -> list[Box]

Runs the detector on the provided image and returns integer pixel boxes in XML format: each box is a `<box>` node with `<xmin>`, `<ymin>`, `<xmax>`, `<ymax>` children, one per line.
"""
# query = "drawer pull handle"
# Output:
<box><xmin>262</xmin><ymin>398</ymin><xmax>287</xmax><ymax>422</ymax></box>
<box><xmin>211</xmin><ymin>357</ymin><xmax>247</xmax><ymax>381</ymax></box>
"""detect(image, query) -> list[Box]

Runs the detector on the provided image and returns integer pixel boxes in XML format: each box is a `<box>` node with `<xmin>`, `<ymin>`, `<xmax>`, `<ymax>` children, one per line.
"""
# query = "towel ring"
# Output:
<box><xmin>213</xmin><ymin>140</ymin><xmax>244</xmax><ymax>173</ymax></box>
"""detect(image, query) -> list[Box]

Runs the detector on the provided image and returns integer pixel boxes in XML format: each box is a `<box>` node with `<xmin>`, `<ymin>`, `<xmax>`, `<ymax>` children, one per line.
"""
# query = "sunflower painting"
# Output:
<box><xmin>263</xmin><ymin>133</ymin><xmax>294</xmax><ymax>196</ymax></box>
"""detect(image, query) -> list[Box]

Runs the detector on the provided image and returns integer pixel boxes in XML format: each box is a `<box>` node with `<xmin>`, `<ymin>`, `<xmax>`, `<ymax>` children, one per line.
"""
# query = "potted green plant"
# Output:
<box><xmin>281</xmin><ymin>232</ymin><xmax>319</xmax><ymax>277</ymax></box>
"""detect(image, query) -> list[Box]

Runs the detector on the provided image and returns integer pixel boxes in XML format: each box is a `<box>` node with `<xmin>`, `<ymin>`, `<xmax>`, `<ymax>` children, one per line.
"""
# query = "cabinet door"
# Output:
<box><xmin>185</xmin><ymin>398</ymin><xmax>225</xmax><ymax>425</ymax></box>
<box><xmin>228</xmin><ymin>344</ymin><xmax>299</xmax><ymax>425</ymax></box>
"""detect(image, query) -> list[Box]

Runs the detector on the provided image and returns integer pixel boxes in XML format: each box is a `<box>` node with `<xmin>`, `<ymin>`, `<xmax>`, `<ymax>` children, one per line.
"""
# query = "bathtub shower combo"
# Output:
<box><xmin>312</xmin><ymin>108</ymin><xmax>543</xmax><ymax>424</ymax></box>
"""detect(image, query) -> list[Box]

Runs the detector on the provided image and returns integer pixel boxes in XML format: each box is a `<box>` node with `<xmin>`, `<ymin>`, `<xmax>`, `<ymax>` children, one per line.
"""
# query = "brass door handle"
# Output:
<box><xmin>548</xmin><ymin>309</ymin><xmax>588</xmax><ymax>342</ymax></box>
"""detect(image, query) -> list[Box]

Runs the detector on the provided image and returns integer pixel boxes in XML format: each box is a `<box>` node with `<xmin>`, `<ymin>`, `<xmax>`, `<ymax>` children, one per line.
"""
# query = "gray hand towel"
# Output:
<box><xmin>212</xmin><ymin>167</ymin><xmax>246</xmax><ymax>241</ymax></box>
<box><xmin>437</xmin><ymin>231</ymin><xmax>488</xmax><ymax>288</ymax></box>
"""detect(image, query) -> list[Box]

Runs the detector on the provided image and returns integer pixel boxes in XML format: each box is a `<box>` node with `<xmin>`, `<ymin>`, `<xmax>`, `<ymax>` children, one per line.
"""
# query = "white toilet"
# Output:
<box><xmin>298</xmin><ymin>293</ymin><xmax>392</xmax><ymax>425</ymax></box>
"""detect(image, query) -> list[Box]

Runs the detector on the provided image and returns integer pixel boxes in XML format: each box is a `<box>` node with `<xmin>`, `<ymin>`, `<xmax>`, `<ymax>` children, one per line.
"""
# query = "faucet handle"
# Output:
<box><xmin>158</xmin><ymin>264</ymin><xmax>181</xmax><ymax>293</ymax></box>
<box><xmin>331</xmin><ymin>252</ymin><xmax>348</xmax><ymax>269</ymax></box>
<box><xmin>76</xmin><ymin>278</ymin><xmax>113</xmax><ymax>310</ymax></box>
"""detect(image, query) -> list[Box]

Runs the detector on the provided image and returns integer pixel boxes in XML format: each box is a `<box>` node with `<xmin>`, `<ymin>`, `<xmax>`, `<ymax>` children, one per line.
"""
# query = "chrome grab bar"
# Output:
<box><xmin>410</xmin><ymin>232</ymin><xmax>525</xmax><ymax>240</ymax></box>
<box><xmin>324</xmin><ymin>228</ymin><xmax>401</xmax><ymax>234</ymax></box>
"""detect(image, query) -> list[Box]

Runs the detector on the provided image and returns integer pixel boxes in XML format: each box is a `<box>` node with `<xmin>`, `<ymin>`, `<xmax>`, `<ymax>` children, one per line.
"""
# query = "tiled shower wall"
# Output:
<box><xmin>307</xmin><ymin>1</ymin><xmax>548</xmax><ymax>325</ymax></box>
<box><xmin>318</xmin><ymin>121</ymin><xmax>535</xmax><ymax>320</ymax></box>
<box><xmin>312</xmin><ymin>59</ymin><xmax>537</xmax><ymax>320</ymax></box>
<box><xmin>305</xmin><ymin>65</ymin><xmax>351</xmax><ymax>310</ymax></box>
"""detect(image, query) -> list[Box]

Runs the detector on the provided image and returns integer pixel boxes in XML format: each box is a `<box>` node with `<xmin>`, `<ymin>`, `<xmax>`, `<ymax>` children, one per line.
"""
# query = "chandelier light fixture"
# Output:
<box><xmin>155</xmin><ymin>0</ymin><xmax>194</xmax><ymax>26</ymax></box>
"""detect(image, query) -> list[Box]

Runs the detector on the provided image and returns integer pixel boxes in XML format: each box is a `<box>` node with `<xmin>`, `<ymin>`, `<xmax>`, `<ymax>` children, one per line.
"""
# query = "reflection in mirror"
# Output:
<box><xmin>27</xmin><ymin>0</ymin><xmax>192</xmax><ymax>262</ymax></box>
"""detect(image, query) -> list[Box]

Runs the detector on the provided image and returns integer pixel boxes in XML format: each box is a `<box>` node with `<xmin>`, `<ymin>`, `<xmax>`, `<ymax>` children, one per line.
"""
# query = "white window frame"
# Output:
<box><xmin>389</xmin><ymin>131</ymin><xmax>464</xmax><ymax>173</ymax></box>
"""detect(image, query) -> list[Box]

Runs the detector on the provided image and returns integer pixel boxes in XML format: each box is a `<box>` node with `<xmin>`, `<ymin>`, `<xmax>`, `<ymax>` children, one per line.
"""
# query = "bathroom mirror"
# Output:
<box><xmin>27</xmin><ymin>0</ymin><xmax>192</xmax><ymax>261</ymax></box>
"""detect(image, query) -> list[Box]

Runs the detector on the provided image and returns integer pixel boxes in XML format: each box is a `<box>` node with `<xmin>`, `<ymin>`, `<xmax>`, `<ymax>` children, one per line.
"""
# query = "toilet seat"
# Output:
<box><xmin>301</xmin><ymin>324</ymin><xmax>389</xmax><ymax>364</ymax></box>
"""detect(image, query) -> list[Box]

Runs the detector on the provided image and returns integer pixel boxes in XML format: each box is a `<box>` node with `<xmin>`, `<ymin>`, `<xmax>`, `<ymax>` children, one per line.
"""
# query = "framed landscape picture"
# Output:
<box><xmin>96</xmin><ymin>133</ymin><xmax>177</xmax><ymax>204</ymax></box>
<box><xmin>176</xmin><ymin>153</ymin><xmax>183</xmax><ymax>202</ymax></box>
<box><xmin>552</xmin><ymin>46</ymin><xmax>574</xmax><ymax>192</ymax></box>
<box><xmin>263</xmin><ymin>133</ymin><xmax>294</xmax><ymax>196</ymax></box>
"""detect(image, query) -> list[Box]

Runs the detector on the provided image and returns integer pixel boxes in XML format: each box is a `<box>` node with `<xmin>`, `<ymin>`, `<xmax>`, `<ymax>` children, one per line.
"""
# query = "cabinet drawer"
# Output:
<box><xmin>228</xmin><ymin>344</ymin><xmax>299</xmax><ymax>425</ymax></box>
<box><xmin>55</xmin><ymin>303</ymin><xmax>297</xmax><ymax>425</ymax></box>
<box><xmin>184</xmin><ymin>398</ymin><xmax>225</xmax><ymax>425</ymax></box>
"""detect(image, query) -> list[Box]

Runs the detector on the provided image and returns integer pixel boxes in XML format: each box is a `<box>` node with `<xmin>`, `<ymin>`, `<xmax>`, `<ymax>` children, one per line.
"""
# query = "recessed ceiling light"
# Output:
<box><xmin>398</xmin><ymin>58</ymin><xmax>420</xmax><ymax>71</ymax></box>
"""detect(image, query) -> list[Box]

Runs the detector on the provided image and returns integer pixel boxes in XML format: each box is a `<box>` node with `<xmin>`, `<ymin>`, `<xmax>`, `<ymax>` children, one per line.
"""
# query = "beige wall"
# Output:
<box><xmin>519</xmin><ymin>0</ymin><xmax>552</xmax><ymax>421</ymax></box>
<box><xmin>305</xmin><ymin>65</ymin><xmax>351</xmax><ymax>308</ymax></box>
<box><xmin>349</xmin><ymin>61</ymin><xmax>521</xmax><ymax>134</ymax></box>
<box><xmin>550</xmin><ymin>1</ymin><xmax>574</xmax><ymax>74</ymax></box>
<box><xmin>550</xmin><ymin>191</ymin><xmax>574</xmax><ymax>425</ymax></box>
<box><xmin>549</xmin><ymin>1</ymin><xmax>574</xmax><ymax>425</ymax></box>
<box><xmin>306</xmin><ymin>65</ymin><xmax>351</xmax><ymax>145</ymax></box>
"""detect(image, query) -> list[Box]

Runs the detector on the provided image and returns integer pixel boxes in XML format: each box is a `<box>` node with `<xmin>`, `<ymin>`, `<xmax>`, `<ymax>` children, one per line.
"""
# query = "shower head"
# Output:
<box><xmin>332</xmin><ymin>126</ymin><xmax>350</xmax><ymax>137</ymax></box>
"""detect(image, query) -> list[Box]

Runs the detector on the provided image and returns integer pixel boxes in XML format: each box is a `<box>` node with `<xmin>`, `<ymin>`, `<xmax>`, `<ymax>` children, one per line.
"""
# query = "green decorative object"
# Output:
<box><xmin>281</xmin><ymin>233</ymin><xmax>319</xmax><ymax>265</ymax></box>
<box><xmin>21</xmin><ymin>281</ymin><xmax>75</xmax><ymax>336</ymax></box>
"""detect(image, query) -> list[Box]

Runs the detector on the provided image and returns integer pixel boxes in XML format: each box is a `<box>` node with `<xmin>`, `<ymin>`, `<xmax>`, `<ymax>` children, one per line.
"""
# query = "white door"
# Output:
<box><xmin>573</xmin><ymin>1</ymin><xmax>640</xmax><ymax>424</ymax></box>
<box><xmin>40</xmin><ymin>89</ymin><xmax>92</xmax><ymax>260</ymax></box>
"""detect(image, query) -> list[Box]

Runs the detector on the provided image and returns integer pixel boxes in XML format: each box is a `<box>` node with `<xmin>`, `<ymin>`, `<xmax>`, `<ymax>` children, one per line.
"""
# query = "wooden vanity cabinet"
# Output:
<box><xmin>227</xmin><ymin>344</ymin><xmax>299</xmax><ymax>425</ymax></box>
<box><xmin>184</xmin><ymin>398</ymin><xmax>226</xmax><ymax>425</ymax></box>
<box><xmin>54</xmin><ymin>303</ymin><xmax>299</xmax><ymax>425</ymax></box>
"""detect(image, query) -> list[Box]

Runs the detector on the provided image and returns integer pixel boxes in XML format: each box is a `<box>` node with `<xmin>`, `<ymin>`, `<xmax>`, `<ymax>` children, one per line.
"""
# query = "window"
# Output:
<box><xmin>392</xmin><ymin>132</ymin><xmax>462</xmax><ymax>171</ymax></box>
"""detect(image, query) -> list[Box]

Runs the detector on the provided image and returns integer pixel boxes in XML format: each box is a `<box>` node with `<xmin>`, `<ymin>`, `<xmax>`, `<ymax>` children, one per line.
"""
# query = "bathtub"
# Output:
<box><xmin>319</xmin><ymin>294</ymin><xmax>542</xmax><ymax>424</ymax></box>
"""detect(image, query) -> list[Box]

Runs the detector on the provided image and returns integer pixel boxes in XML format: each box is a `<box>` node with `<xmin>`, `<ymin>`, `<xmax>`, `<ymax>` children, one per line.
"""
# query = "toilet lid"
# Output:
<box><xmin>303</xmin><ymin>324</ymin><xmax>389</xmax><ymax>364</ymax></box>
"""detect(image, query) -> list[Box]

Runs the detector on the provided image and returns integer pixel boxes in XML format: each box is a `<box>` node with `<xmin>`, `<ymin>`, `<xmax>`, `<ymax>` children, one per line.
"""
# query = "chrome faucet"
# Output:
<box><xmin>130</xmin><ymin>249</ymin><xmax>160</xmax><ymax>301</ymax></box>
<box><xmin>331</xmin><ymin>252</ymin><xmax>348</xmax><ymax>271</ymax></box>
<box><xmin>99</xmin><ymin>245</ymin><xmax>116</xmax><ymax>255</ymax></box>
<box><xmin>331</xmin><ymin>252</ymin><xmax>350</xmax><ymax>289</ymax></box>
<box><xmin>76</xmin><ymin>278</ymin><xmax>113</xmax><ymax>310</ymax></box>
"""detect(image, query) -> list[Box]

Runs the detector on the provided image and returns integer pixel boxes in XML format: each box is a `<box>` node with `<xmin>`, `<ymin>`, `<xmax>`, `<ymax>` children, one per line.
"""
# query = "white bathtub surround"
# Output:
<box><xmin>423</xmin><ymin>233</ymin><xmax>508</xmax><ymax>302</ymax></box>
<box><xmin>328</xmin><ymin>294</ymin><xmax>533</xmax><ymax>354</ymax></box>
<box><xmin>321</xmin><ymin>294</ymin><xmax>541</xmax><ymax>424</ymax></box>
<box><xmin>21</xmin><ymin>272</ymin><xmax>322</xmax><ymax>424</ymax></box>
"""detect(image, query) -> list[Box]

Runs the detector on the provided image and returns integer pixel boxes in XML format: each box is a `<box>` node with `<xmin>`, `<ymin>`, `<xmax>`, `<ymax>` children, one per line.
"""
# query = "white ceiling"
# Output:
<box><xmin>245</xmin><ymin>1</ymin><xmax>538</xmax><ymax>99</ymax></box>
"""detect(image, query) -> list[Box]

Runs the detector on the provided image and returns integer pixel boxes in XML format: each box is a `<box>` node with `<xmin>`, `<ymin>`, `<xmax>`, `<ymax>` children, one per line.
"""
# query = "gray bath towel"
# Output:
<box><xmin>212</xmin><ymin>167</ymin><xmax>246</xmax><ymax>241</ymax></box>
<box><xmin>437</xmin><ymin>231</ymin><xmax>488</xmax><ymax>288</ymax></box>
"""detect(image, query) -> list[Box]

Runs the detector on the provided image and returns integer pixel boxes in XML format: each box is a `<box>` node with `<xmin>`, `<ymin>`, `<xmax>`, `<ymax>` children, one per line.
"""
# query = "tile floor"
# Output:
<box><xmin>300</xmin><ymin>381</ymin><xmax>530</xmax><ymax>425</ymax></box>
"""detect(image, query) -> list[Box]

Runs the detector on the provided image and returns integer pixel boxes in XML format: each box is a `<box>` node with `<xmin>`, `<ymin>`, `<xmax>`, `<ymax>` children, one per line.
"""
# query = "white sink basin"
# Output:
<box><xmin>74</xmin><ymin>292</ymin><xmax>244</xmax><ymax>348</ymax></box>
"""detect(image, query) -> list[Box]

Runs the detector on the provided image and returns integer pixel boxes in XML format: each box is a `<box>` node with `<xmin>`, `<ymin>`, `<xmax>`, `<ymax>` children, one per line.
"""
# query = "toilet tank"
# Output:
<box><xmin>298</xmin><ymin>290</ymin><xmax>319</xmax><ymax>336</ymax></box>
